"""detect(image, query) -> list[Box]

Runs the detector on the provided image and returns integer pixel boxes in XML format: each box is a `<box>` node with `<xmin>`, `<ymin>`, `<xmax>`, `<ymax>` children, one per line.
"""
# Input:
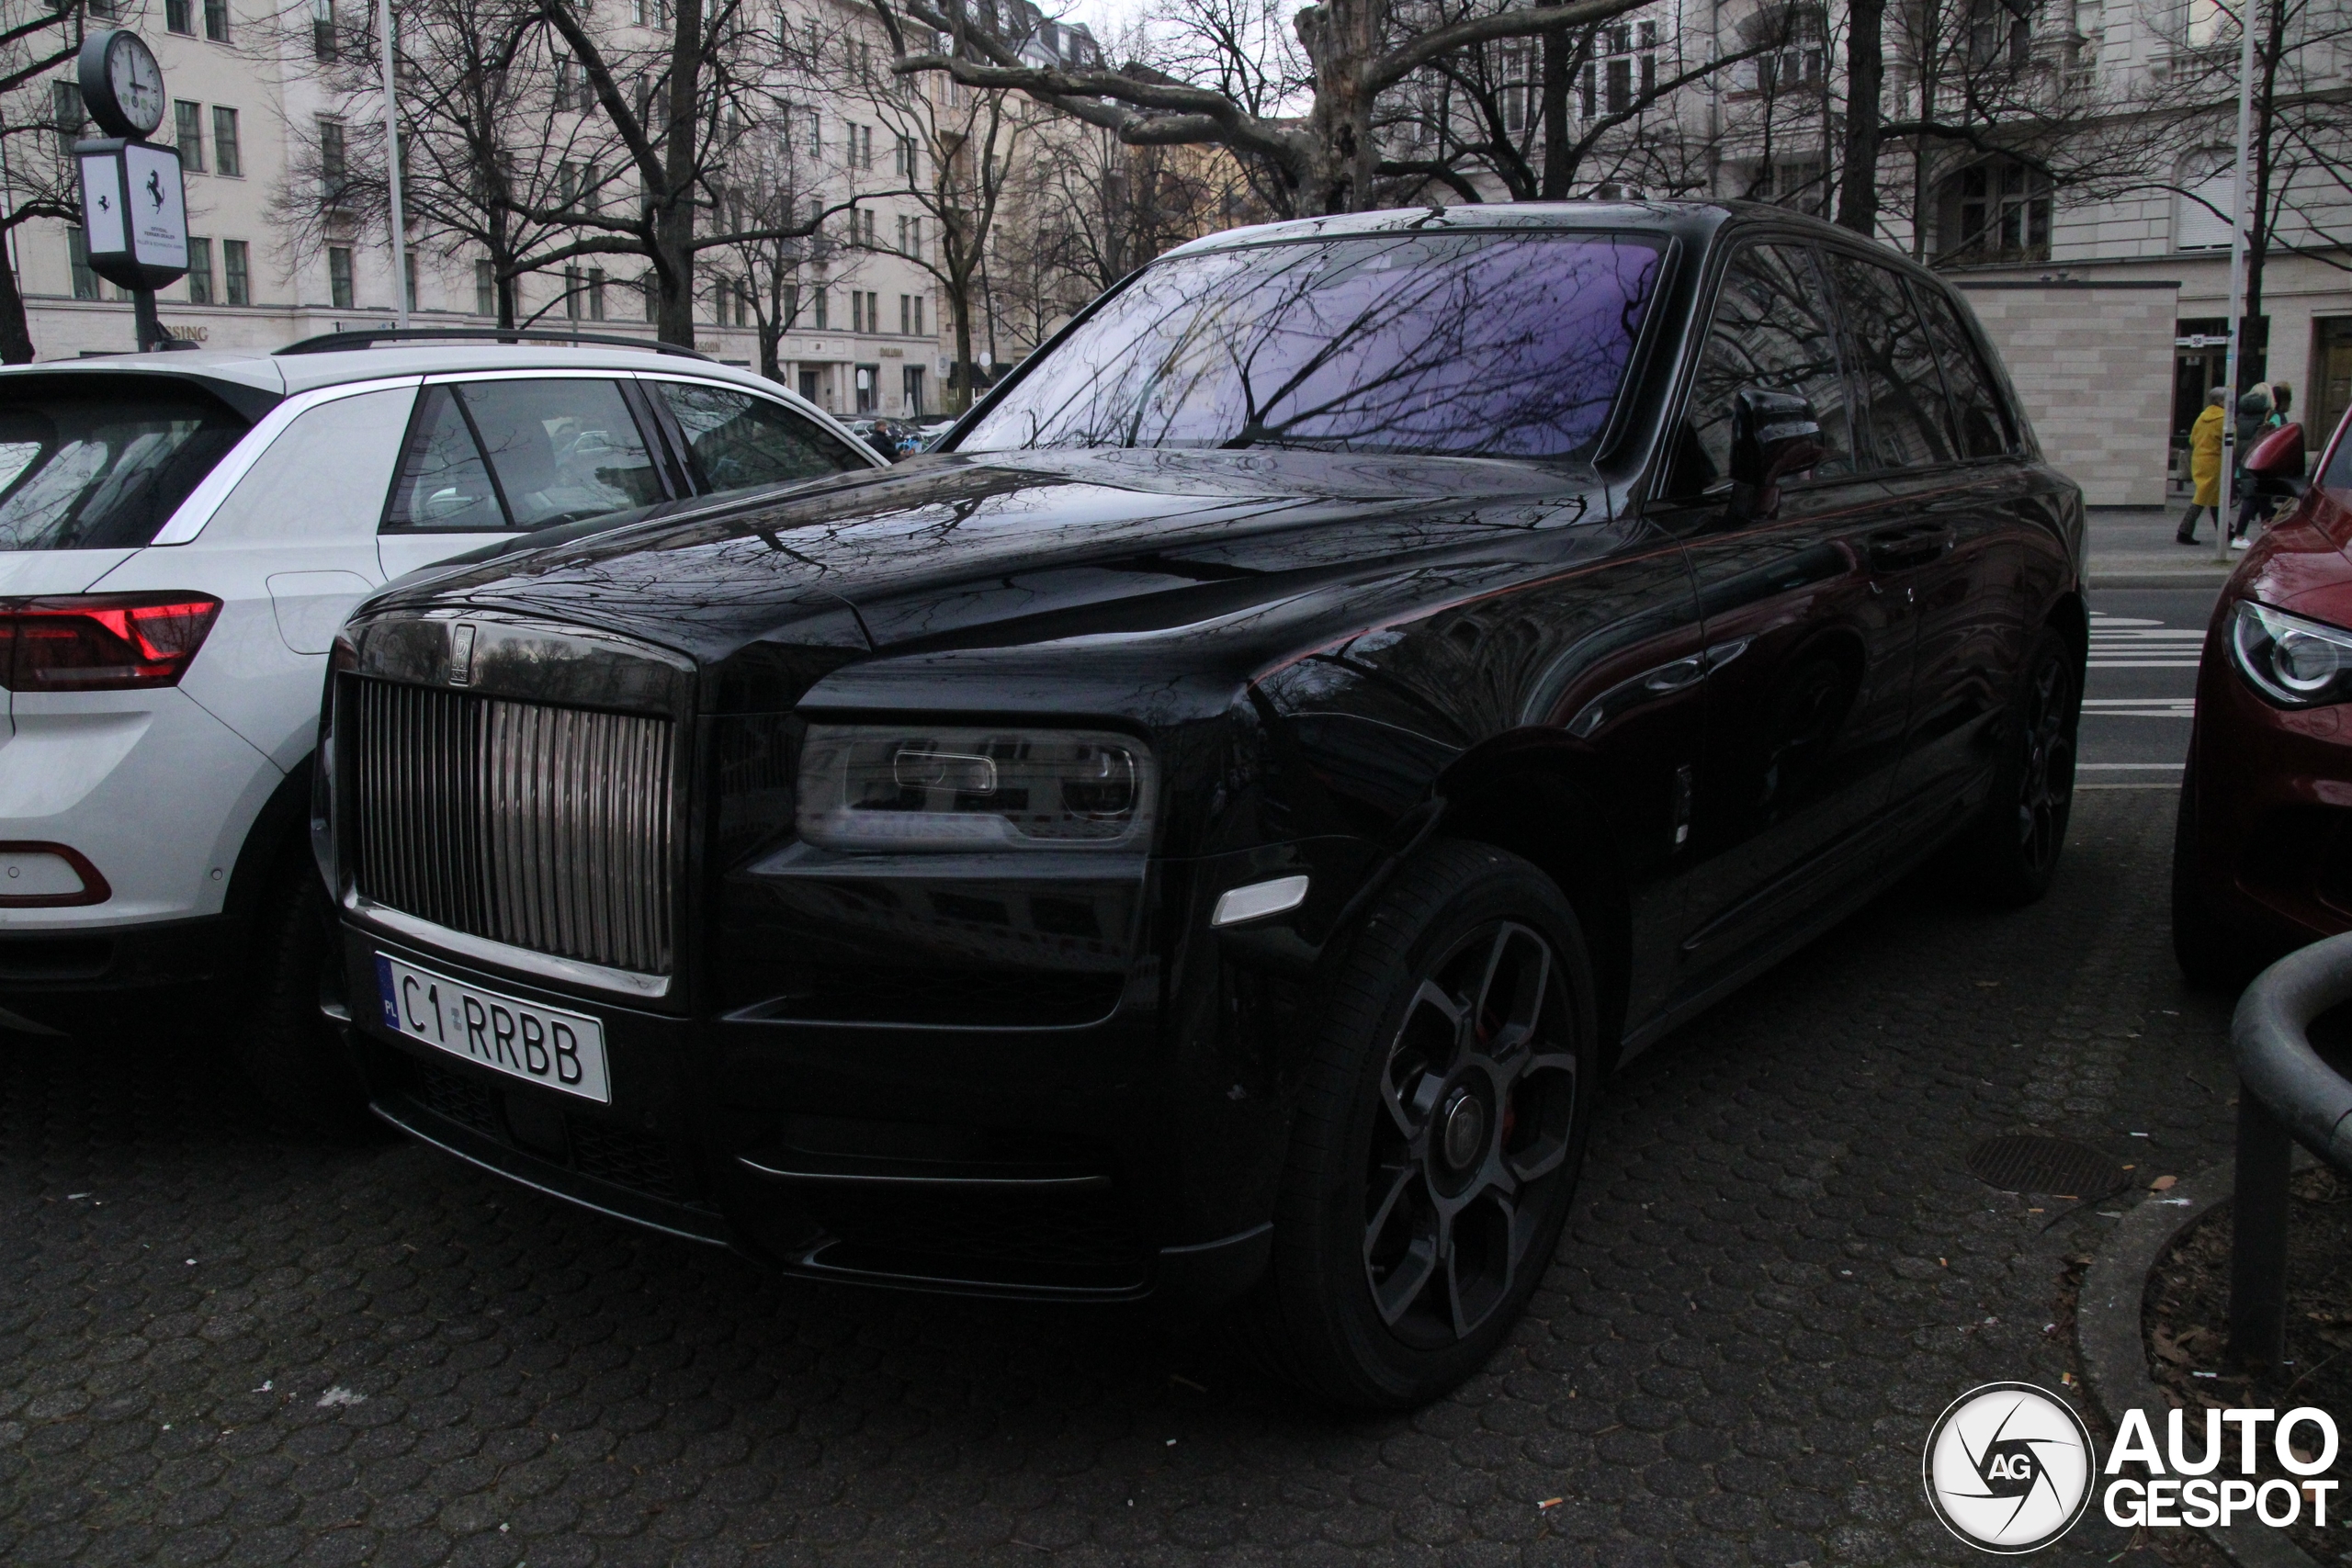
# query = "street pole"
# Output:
<box><xmin>379</xmin><ymin>0</ymin><xmax>408</xmax><ymax>330</ymax></box>
<box><xmin>2215</xmin><ymin>0</ymin><xmax>2258</xmax><ymax>565</ymax></box>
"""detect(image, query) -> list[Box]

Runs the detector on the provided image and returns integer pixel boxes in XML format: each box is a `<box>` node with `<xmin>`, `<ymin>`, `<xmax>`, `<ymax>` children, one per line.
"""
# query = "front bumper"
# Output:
<box><xmin>2184</xmin><ymin>650</ymin><xmax>2352</xmax><ymax>956</ymax></box>
<box><xmin>337</xmin><ymin>867</ymin><xmax>1312</xmax><ymax>1306</ymax></box>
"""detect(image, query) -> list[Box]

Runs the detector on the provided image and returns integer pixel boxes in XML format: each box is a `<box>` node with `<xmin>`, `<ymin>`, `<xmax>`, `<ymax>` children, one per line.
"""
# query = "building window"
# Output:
<box><xmin>312</xmin><ymin>0</ymin><xmax>335</xmax><ymax>58</ymax></box>
<box><xmin>2174</xmin><ymin>150</ymin><xmax>2235</xmax><ymax>249</ymax></box>
<box><xmin>850</xmin><ymin>290</ymin><xmax>863</xmax><ymax>333</ymax></box>
<box><xmin>204</xmin><ymin>0</ymin><xmax>230</xmax><ymax>42</ymax></box>
<box><xmin>812</xmin><ymin>286</ymin><xmax>827</xmax><ymax>330</ymax></box>
<box><xmin>175</xmin><ymin>101</ymin><xmax>205</xmax><ymax>171</ymax></box>
<box><xmin>1966</xmin><ymin>0</ymin><xmax>2030</xmax><ymax>68</ymax></box>
<box><xmin>67</xmin><ymin>230</ymin><xmax>98</xmax><ymax>300</ymax></box>
<box><xmin>328</xmin><ymin>245</ymin><xmax>355</xmax><ymax>308</ymax></box>
<box><xmin>589</xmin><ymin>268</ymin><xmax>606</xmax><ymax>321</ymax></box>
<box><xmin>186</xmin><ymin>237</ymin><xmax>215</xmax><ymax>303</ymax></box>
<box><xmin>51</xmin><ymin>81</ymin><xmax>84</xmax><ymax>155</ymax></box>
<box><xmin>1749</xmin><ymin>9</ymin><xmax>1823</xmax><ymax>94</ymax></box>
<box><xmin>899</xmin><ymin>293</ymin><xmax>910</xmax><ymax>333</ymax></box>
<box><xmin>865</xmin><ymin>291</ymin><xmax>878</xmax><ymax>334</ymax></box>
<box><xmin>903</xmin><ymin>365</ymin><xmax>924</xmax><ymax>414</ymax></box>
<box><xmin>1935</xmin><ymin>159</ymin><xmax>2052</xmax><ymax>264</ymax></box>
<box><xmin>475</xmin><ymin>259</ymin><xmax>495</xmax><ymax>315</ymax></box>
<box><xmin>224</xmin><ymin>239</ymin><xmax>250</xmax><ymax>305</ymax></box>
<box><xmin>319</xmin><ymin>119</ymin><xmax>347</xmax><ymax>204</ymax></box>
<box><xmin>405</xmin><ymin>263</ymin><xmax>417</xmax><ymax>311</ymax></box>
<box><xmin>554</xmin><ymin>54</ymin><xmax>572</xmax><ymax>111</ymax></box>
<box><xmin>806</xmin><ymin>108</ymin><xmax>821</xmax><ymax>159</ymax></box>
<box><xmin>565</xmin><ymin>265</ymin><xmax>583</xmax><ymax>319</ymax></box>
<box><xmin>914</xmin><ymin>296</ymin><xmax>923</xmax><ymax>335</ymax></box>
<box><xmin>86</xmin><ymin>0</ymin><xmax>116</xmax><ymax>18</ymax></box>
<box><xmin>895</xmin><ymin>134</ymin><xmax>916</xmax><ymax>176</ymax></box>
<box><xmin>211</xmin><ymin>107</ymin><xmax>241</xmax><ymax>176</ymax></box>
<box><xmin>2185</xmin><ymin>0</ymin><xmax>2233</xmax><ymax>46</ymax></box>
<box><xmin>166</xmin><ymin>0</ymin><xmax>192</xmax><ymax>31</ymax></box>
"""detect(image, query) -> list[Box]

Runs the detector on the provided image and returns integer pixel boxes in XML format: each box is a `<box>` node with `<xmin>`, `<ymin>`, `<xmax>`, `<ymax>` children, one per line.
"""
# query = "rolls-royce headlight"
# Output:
<box><xmin>2230</xmin><ymin>601</ymin><xmax>2352</xmax><ymax>707</ymax></box>
<box><xmin>797</xmin><ymin>724</ymin><xmax>1156</xmax><ymax>851</ymax></box>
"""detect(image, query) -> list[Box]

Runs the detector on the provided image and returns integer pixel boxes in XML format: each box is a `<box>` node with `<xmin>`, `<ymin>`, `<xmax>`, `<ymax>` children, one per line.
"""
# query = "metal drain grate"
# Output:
<box><xmin>1966</xmin><ymin>1134</ymin><xmax>2127</xmax><ymax>1199</ymax></box>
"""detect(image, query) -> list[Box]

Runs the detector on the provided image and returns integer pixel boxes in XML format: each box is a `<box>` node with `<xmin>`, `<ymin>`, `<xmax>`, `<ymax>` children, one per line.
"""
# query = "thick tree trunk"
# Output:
<box><xmin>0</xmin><ymin>234</ymin><xmax>37</xmax><ymax>364</ymax></box>
<box><xmin>1540</xmin><ymin>26</ymin><xmax>1573</xmax><ymax>199</ymax></box>
<box><xmin>1836</xmin><ymin>0</ymin><xmax>1884</xmax><ymax>237</ymax></box>
<box><xmin>1295</xmin><ymin>0</ymin><xmax>1383</xmax><ymax>212</ymax></box>
<box><xmin>654</xmin><ymin>0</ymin><xmax>706</xmax><ymax>346</ymax></box>
<box><xmin>950</xmin><ymin>282</ymin><xmax>975</xmax><ymax>412</ymax></box>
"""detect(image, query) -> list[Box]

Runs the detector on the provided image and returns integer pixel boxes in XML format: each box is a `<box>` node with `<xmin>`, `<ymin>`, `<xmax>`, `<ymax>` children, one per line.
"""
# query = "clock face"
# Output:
<box><xmin>108</xmin><ymin>35</ymin><xmax>165</xmax><ymax>138</ymax></box>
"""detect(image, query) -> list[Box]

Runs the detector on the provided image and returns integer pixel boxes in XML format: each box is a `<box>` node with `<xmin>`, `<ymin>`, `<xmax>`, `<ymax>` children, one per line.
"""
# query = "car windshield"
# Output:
<box><xmin>956</xmin><ymin>230</ymin><xmax>1664</xmax><ymax>461</ymax></box>
<box><xmin>0</xmin><ymin>381</ymin><xmax>251</xmax><ymax>551</ymax></box>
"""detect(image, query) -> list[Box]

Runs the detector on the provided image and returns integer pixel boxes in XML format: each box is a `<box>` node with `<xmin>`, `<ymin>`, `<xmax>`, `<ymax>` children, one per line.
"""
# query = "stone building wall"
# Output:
<box><xmin>1953</xmin><ymin>279</ymin><xmax>2181</xmax><ymax>505</ymax></box>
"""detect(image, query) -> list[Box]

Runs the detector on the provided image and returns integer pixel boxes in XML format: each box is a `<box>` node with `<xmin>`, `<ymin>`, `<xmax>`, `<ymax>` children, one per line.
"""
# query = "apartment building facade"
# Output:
<box><xmin>23</xmin><ymin>0</ymin><xmax>996</xmax><ymax>419</ymax></box>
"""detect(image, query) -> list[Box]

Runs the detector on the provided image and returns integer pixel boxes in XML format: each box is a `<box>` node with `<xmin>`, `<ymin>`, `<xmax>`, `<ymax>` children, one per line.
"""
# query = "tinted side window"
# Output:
<box><xmin>1826</xmin><ymin>254</ymin><xmax>1957</xmax><ymax>469</ymax></box>
<box><xmin>1680</xmin><ymin>243</ymin><xmax>1853</xmax><ymax>493</ymax></box>
<box><xmin>385</xmin><ymin>386</ymin><xmax>503</xmax><ymax>530</ymax></box>
<box><xmin>654</xmin><ymin>383</ymin><xmax>866</xmax><ymax>495</ymax></box>
<box><xmin>1912</xmin><ymin>285</ymin><xmax>2016</xmax><ymax>459</ymax></box>
<box><xmin>386</xmin><ymin>379</ymin><xmax>663</xmax><ymax>532</ymax></box>
<box><xmin>463</xmin><ymin>379</ymin><xmax>662</xmax><ymax>527</ymax></box>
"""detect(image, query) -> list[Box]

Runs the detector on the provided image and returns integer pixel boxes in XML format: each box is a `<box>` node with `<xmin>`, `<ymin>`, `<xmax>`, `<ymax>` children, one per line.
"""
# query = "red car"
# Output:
<box><xmin>2176</xmin><ymin>409</ymin><xmax>2352</xmax><ymax>984</ymax></box>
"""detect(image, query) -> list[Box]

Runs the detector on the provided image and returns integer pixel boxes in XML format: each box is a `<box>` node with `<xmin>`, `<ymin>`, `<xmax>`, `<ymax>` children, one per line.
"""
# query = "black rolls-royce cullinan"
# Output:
<box><xmin>310</xmin><ymin>201</ymin><xmax>2085</xmax><ymax>1408</ymax></box>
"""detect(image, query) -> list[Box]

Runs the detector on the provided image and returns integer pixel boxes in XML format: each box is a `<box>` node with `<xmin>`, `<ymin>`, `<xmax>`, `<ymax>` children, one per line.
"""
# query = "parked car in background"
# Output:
<box><xmin>0</xmin><ymin>330</ymin><xmax>879</xmax><ymax>1123</ymax></box>
<box><xmin>2175</xmin><ymin>407</ymin><xmax>2352</xmax><ymax>984</ymax></box>
<box><xmin>313</xmin><ymin>204</ymin><xmax>2084</xmax><ymax>1407</ymax></box>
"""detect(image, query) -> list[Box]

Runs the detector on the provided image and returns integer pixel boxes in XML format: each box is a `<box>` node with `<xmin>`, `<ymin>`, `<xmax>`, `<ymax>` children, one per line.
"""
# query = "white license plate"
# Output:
<box><xmin>373</xmin><ymin>953</ymin><xmax>611</xmax><ymax>1104</ymax></box>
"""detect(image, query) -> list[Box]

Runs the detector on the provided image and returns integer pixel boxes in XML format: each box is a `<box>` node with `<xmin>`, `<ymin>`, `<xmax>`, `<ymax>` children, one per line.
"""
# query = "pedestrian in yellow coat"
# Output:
<box><xmin>2178</xmin><ymin>387</ymin><xmax>2229</xmax><ymax>544</ymax></box>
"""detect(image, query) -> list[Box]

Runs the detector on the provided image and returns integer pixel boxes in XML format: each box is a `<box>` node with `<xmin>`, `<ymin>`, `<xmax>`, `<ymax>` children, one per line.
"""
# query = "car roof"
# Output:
<box><xmin>1160</xmin><ymin>200</ymin><xmax>1736</xmax><ymax>259</ymax></box>
<box><xmin>0</xmin><ymin>342</ymin><xmax>841</xmax><ymax>423</ymax></box>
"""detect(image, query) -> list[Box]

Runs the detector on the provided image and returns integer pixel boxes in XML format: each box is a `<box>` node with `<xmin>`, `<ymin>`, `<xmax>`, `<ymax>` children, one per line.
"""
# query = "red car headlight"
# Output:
<box><xmin>2229</xmin><ymin>600</ymin><xmax>2352</xmax><ymax>707</ymax></box>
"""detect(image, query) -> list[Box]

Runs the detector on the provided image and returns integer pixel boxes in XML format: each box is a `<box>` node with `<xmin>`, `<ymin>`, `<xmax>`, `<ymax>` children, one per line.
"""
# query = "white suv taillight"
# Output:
<box><xmin>0</xmin><ymin>593</ymin><xmax>222</xmax><ymax>691</ymax></box>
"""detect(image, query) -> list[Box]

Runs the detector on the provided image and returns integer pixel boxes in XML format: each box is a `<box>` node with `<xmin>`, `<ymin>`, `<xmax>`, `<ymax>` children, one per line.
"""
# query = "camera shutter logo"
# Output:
<box><xmin>1922</xmin><ymin>1382</ymin><xmax>2096</xmax><ymax>1553</ymax></box>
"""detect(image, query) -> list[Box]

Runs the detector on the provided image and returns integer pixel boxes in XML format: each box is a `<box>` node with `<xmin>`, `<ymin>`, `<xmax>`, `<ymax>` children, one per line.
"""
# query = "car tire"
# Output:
<box><xmin>2170</xmin><ymin>750</ymin><xmax>2257</xmax><ymax>989</ymax></box>
<box><xmin>1243</xmin><ymin>840</ymin><xmax>1598</xmax><ymax>1411</ymax></box>
<box><xmin>1956</xmin><ymin>626</ymin><xmax>2081</xmax><ymax>908</ymax></box>
<box><xmin>230</xmin><ymin>856</ymin><xmax>378</xmax><ymax>1137</ymax></box>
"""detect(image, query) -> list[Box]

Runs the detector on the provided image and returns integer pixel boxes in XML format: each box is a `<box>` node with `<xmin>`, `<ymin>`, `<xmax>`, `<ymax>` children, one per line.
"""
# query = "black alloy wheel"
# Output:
<box><xmin>1363</xmin><ymin>919</ymin><xmax>1580</xmax><ymax>1346</ymax></box>
<box><xmin>1957</xmin><ymin>626</ymin><xmax>2081</xmax><ymax>906</ymax></box>
<box><xmin>1246</xmin><ymin>840</ymin><xmax>1596</xmax><ymax>1410</ymax></box>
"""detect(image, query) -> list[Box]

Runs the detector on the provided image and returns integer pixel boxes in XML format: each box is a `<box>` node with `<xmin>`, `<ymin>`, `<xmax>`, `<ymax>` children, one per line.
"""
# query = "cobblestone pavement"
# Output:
<box><xmin>0</xmin><ymin>790</ymin><xmax>2244</xmax><ymax>1567</ymax></box>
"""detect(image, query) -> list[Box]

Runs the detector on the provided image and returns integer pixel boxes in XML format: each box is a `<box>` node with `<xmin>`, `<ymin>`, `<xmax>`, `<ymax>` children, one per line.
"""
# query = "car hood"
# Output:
<box><xmin>361</xmin><ymin>447</ymin><xmax>1606</xmax><ymax>707</ymax></box>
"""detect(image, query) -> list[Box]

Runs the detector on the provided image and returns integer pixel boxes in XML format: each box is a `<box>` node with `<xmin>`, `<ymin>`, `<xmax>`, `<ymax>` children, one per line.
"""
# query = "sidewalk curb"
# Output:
<box><xmin>2075</xmin><ymin>1163</ymin><xmax>2319</xmax><ymax>1568</ymax></box>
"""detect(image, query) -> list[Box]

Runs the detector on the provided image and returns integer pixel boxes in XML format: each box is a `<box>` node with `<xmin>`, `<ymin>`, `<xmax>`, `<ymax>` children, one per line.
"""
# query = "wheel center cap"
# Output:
<box><xmin>1439</xmin><ymin>1091</ymin><xmax>1487</xmax><ymax>1172</ymax></box>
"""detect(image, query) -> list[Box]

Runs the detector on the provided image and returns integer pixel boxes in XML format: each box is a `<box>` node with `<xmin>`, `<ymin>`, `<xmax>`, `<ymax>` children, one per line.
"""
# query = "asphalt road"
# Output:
<box><xmin>2081</xmin><ymin>583</ymin><xmax>2224</xmax><ymax>780</ymax></box>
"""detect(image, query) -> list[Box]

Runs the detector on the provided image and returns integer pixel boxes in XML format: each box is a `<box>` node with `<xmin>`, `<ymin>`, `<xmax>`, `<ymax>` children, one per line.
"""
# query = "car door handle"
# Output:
<box><xmin>1865</xmin><ymin>525</ymin><xmax>1954</xmax><ymax>569</ymax></box>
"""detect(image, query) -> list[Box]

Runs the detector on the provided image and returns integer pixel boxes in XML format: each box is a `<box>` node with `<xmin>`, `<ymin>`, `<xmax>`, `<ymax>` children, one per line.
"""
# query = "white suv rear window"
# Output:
<box><xmin>0</xmin><ymin>378</ymin><xmax>251</xmax><ymax>551</ymax></box>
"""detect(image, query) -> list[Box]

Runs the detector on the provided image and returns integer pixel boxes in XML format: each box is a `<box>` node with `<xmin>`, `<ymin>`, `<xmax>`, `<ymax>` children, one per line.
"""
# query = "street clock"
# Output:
<box><xmin>78</xmin><ymin>29</ymin><xmax>166</xmax><ymax>141</ymax></box>
<box><xmin>74</xmin><ymin>28</ymin><xmax>187</xmax><ymax>324</ymax></box>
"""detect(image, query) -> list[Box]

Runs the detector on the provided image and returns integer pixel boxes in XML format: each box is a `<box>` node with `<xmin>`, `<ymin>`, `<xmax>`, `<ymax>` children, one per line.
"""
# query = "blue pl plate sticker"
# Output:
<box><xmin>375</xmin><ymin>953</ymin><xmax>399</xmax><ymax>1029</ymax></box>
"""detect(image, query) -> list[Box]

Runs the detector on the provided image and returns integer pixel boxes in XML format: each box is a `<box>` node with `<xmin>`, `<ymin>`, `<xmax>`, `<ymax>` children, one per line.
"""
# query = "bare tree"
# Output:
<box><xmin>0</xmin><ymin>4</ymin><xmax>91</xmax><ymax>359</ymax></box>
<box><xmin>878</xmin><ymin>0</ymin><xmax>1664</xmax><ymax>216</ymax></box>
<box><xmin>2138</xmin><ymin>0</ymin><xmax>2352</xmax><ymax>379</ymax></box>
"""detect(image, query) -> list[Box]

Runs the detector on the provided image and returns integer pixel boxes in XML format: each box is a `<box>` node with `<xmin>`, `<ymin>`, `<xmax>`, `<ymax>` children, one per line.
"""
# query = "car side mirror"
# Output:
<box><xmin>1728</xmin><ymin>388</ymin><xmax>1826</xmax><ymax>524</ymax></box>
<box><xmin>2247</xmin><ymin>422</ymin><xmax>2308</xmax><ymax>501</ymax></box>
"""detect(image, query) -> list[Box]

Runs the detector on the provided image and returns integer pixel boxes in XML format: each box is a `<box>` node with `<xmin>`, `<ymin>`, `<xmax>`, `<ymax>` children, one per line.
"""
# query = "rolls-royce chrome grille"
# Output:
<box><xmin>350</xmin><ymin>678</ymin><xmax>675</xmax><ymax>975</ymax></box>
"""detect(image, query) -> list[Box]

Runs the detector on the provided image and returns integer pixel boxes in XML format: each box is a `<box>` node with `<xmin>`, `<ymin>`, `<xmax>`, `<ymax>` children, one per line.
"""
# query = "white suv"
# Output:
<box><xmin>0</xmin><ymin>331</ymin><xmax>882</xmax><ymax>1120</ymax></box>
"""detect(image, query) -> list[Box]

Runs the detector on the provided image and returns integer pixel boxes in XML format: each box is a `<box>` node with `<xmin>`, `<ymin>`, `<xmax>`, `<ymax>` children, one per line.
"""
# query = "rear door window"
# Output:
<box><xmin>0</xmin><ymin>379</ymin><xmax>251</xmax><ymax>550</ymax></box>
<box><xmin>1825</xmin><ymin>253</ymin><xmax>1960</xmax><ymax>469</ymax></box>
<box><xmin>385</xmin><ymin>378</ymin><xmax>664</xmax><ymax>531</ymax></box>
<box><xmin>650</xmin><ymin>381</ymin><xmax>868</xmax><ymax>497</ymax></box>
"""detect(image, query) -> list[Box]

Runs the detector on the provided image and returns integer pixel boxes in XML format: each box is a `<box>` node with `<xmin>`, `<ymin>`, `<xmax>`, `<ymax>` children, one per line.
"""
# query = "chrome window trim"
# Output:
<box><xmin>150</xmin><ymin>375</ymin><xmax>424</xmax><ymax>545</ymax></box>
<box><xmin>346</xmin><ymin>891</ymin><xmax>673</xmax><ymax>1000</ymax></box>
